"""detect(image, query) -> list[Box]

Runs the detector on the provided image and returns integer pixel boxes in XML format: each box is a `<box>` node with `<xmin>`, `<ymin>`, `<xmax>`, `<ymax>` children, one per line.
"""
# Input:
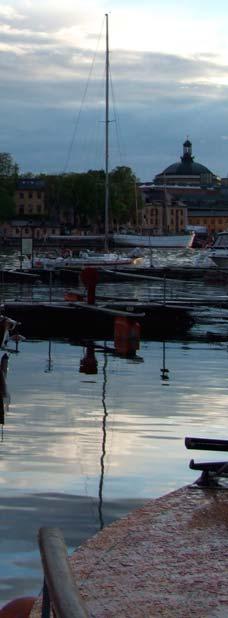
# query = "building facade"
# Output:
<box><xmin>141</xmin><ymin>188</ymin><xmax>188</xmax><ymax>234</ymax></box>
<box><xmin>140</xmin><ymin>140</ymin><xmax>228</xmax><ymax>234</ymax></box>
<box><xmin>15</xmin><ymin>178</ymin><xmax>47</xmax><ymax>217</ymax></box>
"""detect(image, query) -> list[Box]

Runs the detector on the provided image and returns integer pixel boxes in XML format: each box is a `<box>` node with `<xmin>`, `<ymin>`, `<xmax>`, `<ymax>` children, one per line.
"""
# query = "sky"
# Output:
<box><xmin>1</xmin><ymin>0</ymin><xmax>228</xmax><ymax>181</ymax></box>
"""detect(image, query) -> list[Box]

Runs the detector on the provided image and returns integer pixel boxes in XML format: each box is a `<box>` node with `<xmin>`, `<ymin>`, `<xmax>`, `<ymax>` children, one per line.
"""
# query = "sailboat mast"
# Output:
<box><xmin>104</xmin><ymin>13</ymin><xmax>109</xmax><ymax>252</ymax></box>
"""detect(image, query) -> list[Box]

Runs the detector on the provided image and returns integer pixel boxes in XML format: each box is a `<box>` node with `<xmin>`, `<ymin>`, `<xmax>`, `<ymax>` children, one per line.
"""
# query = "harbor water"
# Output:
<box><xmin>0</xmin><ymin>247</ymin><xmax>227</xmax><ymax>604</ymax></box>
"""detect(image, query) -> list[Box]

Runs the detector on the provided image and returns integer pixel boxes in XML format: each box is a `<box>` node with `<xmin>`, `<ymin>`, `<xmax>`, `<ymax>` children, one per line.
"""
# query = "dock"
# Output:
<box><xmin>30</xmin><ymin>484</ymin><xmax>228</xmax><ymax>617</ymax></box>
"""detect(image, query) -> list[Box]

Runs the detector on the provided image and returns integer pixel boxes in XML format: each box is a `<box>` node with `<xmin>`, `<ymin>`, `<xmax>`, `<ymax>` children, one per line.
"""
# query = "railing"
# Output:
<box><xmin>38</xmin><ymin>527</ymin><xmax>89</xmax><ymax>618</ymax></box>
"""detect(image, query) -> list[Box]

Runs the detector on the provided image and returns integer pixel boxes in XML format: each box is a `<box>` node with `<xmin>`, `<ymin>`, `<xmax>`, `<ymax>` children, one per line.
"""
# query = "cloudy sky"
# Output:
<box><xmin>1</xmin><ymin>0</ymin><xmax>228</xmax><ymax>181</ymax></box>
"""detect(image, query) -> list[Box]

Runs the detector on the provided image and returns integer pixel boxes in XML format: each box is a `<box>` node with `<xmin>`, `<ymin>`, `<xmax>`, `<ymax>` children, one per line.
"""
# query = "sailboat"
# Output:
<box><xmin>22</xmin><ymin>15</ymin><xmax>133</xmax><ymax>273</ymax></box>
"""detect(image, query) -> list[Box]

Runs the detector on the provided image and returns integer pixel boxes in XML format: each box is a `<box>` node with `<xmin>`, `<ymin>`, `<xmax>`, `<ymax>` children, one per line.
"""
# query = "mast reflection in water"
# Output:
<box><xmin>98</xmin><ymin>349</ymin><xmax>108</xmax><ymax>530</ymax></box>
<box><xmin>79</xmin><ymin>342</ymin><xmax>107</xmax><ymax>530</ymax></box>
<box><xmin>0</xmin><ymin>353</ymin><xmax>10</xmax><ymax>440</ymax></box>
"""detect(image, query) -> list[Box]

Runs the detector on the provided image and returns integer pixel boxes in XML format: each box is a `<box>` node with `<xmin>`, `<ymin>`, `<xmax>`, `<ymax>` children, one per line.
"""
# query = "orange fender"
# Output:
<box><xmin>0</xmin><ymin>597</ymin><xmax>37</xmax><ymax>618</ymax></box>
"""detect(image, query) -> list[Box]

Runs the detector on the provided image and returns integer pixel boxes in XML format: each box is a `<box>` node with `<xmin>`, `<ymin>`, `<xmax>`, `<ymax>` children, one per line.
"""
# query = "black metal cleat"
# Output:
<box><xmin>185</xmin><ymin>437</ymin><xmax>228</xmax><ymax>488</ymax></box>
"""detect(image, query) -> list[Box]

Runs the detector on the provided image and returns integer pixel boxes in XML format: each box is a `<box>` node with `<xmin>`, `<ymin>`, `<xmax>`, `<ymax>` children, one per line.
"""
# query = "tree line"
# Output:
<box><xmin>0</xmin><ymin>153</ymin><xmax>142</xmax><ymax>229</ymax></box>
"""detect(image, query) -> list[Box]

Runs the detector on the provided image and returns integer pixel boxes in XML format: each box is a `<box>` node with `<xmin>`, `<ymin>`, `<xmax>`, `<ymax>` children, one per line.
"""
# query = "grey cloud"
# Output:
<box><xmin>0</xmin><ymin>9</ymin><xmax>228</xmax><ymax>180</ymax></box>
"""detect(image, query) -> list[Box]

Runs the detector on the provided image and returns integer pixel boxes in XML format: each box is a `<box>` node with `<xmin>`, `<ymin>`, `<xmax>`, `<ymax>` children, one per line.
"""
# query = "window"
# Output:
<box><xmin>37</xmin><ymin>205</ymin><xmax>41</xmax><ymax>213</ymax></box>
<box><xmin>29</xmin><ymin>192</ymin><xmax>33</xmax><ymax>198</ymax></box>
<box><xmin>37</xmin><ymin>192</ymin><xmax>41</xmax><ymax>199</ymax></box>
<box><xmin>19</xmin><ymin>192</ymin><xmax>24</xmax><ymax>198</ymax></box>
<box><xmin>19</xmin><ymin>207</ymin><xmax>24</xmax><ymax>214</ymax></box>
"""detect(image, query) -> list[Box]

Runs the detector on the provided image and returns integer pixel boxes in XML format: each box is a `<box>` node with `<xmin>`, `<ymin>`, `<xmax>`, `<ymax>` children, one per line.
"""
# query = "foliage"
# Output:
<box><xmin>0</xmin><ymin>160</ymin><xmax>141</xmax><ymax>229</ymax></box>
<box><xmin>0</xmin><ymin>153</ymin><xmax>18</xmax><ymax>220</ymax></box>
<box><xmin>42</xmin><ymin>165</ymin><xmax>140</xmax><ymax>229</ymax></box>
<box><xmin>0</xmin><ymin>188</ymin><xmax>15</xmax><ymax>221</ymax></box>
<box><xmin>0</xmin><ymin>153</ymin><xmax>19</xmax><ymax>179</ymax></box>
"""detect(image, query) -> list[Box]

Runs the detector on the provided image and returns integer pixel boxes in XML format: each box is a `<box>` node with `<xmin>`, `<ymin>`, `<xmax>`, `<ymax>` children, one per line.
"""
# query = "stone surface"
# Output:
<box><xmin>31</xmin><ymin>485</ymin><xmax>228</xmax><ymax>617</ymax></box>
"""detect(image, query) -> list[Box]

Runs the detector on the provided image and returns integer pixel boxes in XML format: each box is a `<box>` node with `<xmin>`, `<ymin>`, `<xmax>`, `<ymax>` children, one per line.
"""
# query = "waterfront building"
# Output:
<box><xmin>154</xmin><ymin>139</ymin><xmax>220</xmax><ymax>188</ymax></box>
<box><xmin>0</xmin><ymin>219</ymin><xmax>60</xmax><ymax>241</ymax></box>
<box><xmin>140</xmin><ymin>140</ymin><xmax>228</xmax><ymax>234</ymax></box>
<box><xmin>15</xmin><ymin>178</ymin><xmax>47</xmax><ymax>217</ymax></box>
<box><xmin>140</xmin><ymin>188</ymin><xmax>188</xmax><ymax>234</ymax></box>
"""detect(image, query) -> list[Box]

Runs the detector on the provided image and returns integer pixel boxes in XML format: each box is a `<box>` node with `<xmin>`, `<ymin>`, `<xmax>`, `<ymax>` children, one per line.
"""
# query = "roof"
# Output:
<box><xmin>155</xmin><ymin>139</ymin><xmax>216</xmax><ymax>180</ymax></box>
<box><xmin>17</xmin><ymin>178</ymin><xmax>45</xmax><ymax>190</ymax></box>
<box><xmin>157</xmin><ymin>161</ymin><xmax>213</xmax><ymax>177</ymax></box>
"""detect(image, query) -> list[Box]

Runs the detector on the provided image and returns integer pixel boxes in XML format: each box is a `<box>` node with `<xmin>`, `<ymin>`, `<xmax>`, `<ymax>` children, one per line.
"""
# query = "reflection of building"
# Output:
<box><xmin>15</xmin><ymin>179</ymin><xmax>47</xmax><ymax>217</ymax></box>
<box><xmin>140</xmin><ymin>139</ymin><xmax>228</xmax><ymax>234</ymax></box>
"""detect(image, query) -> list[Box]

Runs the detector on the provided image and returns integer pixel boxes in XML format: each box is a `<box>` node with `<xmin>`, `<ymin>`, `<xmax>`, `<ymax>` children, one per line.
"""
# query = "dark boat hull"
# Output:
<box><xmin>2</xmin><ymin>301</ymin><xmax>194</xmax><ymax>340</ymax></box>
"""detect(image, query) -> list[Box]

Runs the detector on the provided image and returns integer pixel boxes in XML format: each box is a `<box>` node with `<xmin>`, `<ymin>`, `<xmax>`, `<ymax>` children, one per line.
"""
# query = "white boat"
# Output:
<box><xmin>113</xmin><ymin>233</ymin><xmax>192</xmax><ymax>248</ymax></box>
<box><xmin>207</xmin><ymin>231</ymin><xmax>228</xmax><ymax>268</ymax></box>
<box><xmin>22</xmin><ymin>249</ymin><xmax>132</xmax><ymax>271</ymax></box>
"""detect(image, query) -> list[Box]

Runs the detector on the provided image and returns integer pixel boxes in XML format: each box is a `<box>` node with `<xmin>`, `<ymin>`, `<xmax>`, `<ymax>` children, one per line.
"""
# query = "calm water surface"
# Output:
<box><xmin>0</xmin><ymin>338</ymin><xmax>227</xmax><ymax>602</ymax></box>
<box><xmin>0</xmin><ymin>248</ymin><xmax>227</xmax><ymax>603</ymax></box>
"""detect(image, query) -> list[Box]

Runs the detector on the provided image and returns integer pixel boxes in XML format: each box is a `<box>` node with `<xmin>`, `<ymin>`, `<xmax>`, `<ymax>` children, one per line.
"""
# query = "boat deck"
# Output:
<box><xmin>30</xmin><ymin>484</ymin><xmax>228</xmax><ymax>617</ymax></box>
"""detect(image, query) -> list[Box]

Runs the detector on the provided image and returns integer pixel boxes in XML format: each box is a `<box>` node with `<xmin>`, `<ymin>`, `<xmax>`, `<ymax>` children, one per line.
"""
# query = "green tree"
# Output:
<box><xmin>0</xmin><ymin>188</ymin><xmax>15</xmax><ymax>221</ymax></box>
<box><xmin>0</xmin><ymin>153</ymin><xmax>18</xmax><ymax>220</ymax></box>
<box><xmin>109</xmin><ymin>166</ymin><xmax>141</xmax><ymax>229</ymax></box>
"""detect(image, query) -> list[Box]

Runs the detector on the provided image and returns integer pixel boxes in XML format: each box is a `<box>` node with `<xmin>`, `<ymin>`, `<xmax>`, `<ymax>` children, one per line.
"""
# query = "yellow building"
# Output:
<box><xmin>15</xmin><ymin>178</ymin><xmax>47</xmax><ymax>216</ymax></box>
<box><xmin>141</xmin><ymin>189</ymin><xmax>188</xmax><ymax>234</ymax></box>
<box><xmin>188</xmin><ymin>210</ymin><xmax>228</xmax><ymax>234</ymax></box>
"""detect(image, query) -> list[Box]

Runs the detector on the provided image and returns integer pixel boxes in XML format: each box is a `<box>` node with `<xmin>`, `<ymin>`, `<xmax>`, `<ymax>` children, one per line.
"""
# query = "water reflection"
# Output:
<box><xmin>79</xmin><ymin>343</ymin><xmax>108</xmax><ymax>530</ymax></box>
<box><xmin>98</xmin><ymin>350</ymin><xmax>108</xmax><ymax>530</ymax></box>
<box><xmin>0</xmin><ymin>353</ymin><xmax>10</xmax><ymax>440</ymax></box>
<box><xmin>79</xmin><ymin>343</ymin><xmax>98</xmax><ymax>375</ymax></box>
<box><xmin>0</xmin><ymin>337</ymin><xmax>228</xmax><ymax>604</ymax></box>
<box><xmin>160</xmin><ymin>341</ymin><xmax>170</xmax><ymax>383</ymax></box>
<box><xmin>44</xmin><ymin>340</ymin><xmax>53</xmax><ymax>373</ymax></box>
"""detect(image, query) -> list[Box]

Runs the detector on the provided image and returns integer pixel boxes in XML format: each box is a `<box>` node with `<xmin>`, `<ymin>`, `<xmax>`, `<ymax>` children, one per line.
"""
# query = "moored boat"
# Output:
<box><xmin>207</xmin><ymin>231</ymin><xmax>228</xmax><ymax>267</ymax></box>
<box><xmin>113</xmin><ymin>232</ymin><xmax>192</xmax><ymax>248</ymax></box>
<box><xmin>22</xmin><ymin>250</ymin><xmax>133</xmax><ymax>271</ymax></box>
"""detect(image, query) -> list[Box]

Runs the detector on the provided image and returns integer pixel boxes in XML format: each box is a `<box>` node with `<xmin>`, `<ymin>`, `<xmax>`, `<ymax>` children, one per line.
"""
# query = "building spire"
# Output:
<box><xmin>181</xmin><ymin>137</ymin><xmax>194</xmax><ymax>162</ymax></box>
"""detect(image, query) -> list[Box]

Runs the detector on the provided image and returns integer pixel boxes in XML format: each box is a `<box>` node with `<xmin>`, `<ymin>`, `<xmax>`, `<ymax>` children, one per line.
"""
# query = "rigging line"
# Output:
<box><xmin>62</xmin><ymin>16</ymin><xmax>106</xmax><ymax>174</ymax></box>
<box><xmin>80</xmin><ymin>64</ymin><xmax>106</xmax><ymax>172</ymax></box>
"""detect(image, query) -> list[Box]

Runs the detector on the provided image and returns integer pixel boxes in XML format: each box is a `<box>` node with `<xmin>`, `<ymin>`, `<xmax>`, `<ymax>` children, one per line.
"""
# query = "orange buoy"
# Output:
<box><xmin>0</xmin><ymin>597</ymin><xmax>36</xmax><ymax>618</ymax></box>
<box><xmin>114</xmin><ymin>317</ymin><xmax>140</xmax><ymax>355</ymax></box>
<box><xmin>80</xmin><ymin>268</ymin><xmax>99</xmax><ymax>304</ymax></box>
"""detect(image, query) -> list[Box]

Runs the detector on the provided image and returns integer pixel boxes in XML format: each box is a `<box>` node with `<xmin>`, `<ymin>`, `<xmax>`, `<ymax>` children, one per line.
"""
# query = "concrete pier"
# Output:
<box><xmin>30</xmin><ymin>485</ymin><xmax>228</xmax><ymax>617</ymax></box>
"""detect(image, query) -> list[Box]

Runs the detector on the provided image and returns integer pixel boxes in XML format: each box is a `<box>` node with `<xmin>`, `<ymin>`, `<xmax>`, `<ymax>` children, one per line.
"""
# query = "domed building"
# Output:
<box><xmin>154</xmin><ymin>139</ymin><xmax>220</xmax><ymax>187</ymax></box>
